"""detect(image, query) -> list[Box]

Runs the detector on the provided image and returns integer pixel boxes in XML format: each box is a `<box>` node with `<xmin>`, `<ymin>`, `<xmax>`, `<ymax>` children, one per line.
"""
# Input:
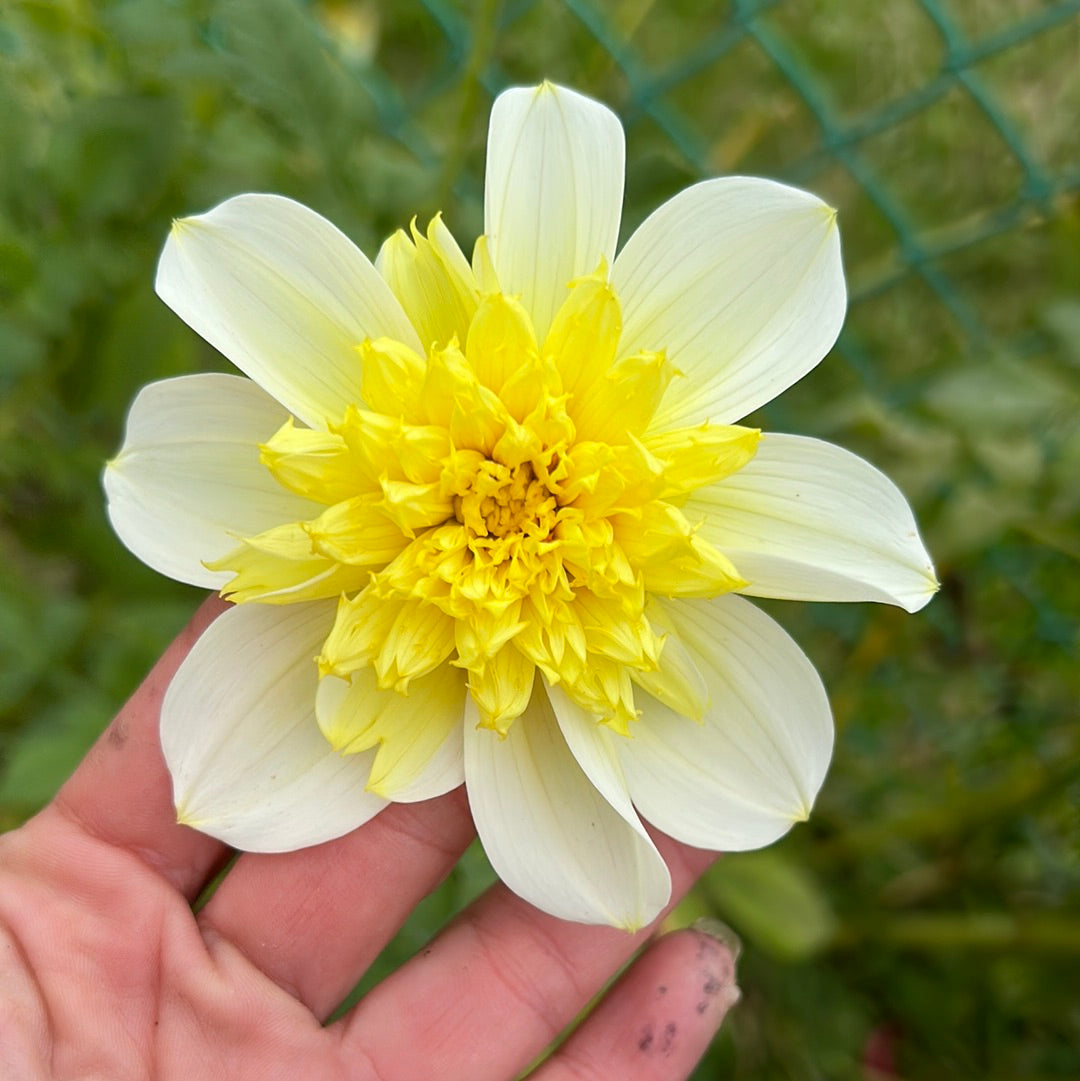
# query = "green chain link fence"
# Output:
<box><xmin>1</xmin><ymin>2</ymin><xmax>1078</xmax><ymax>1078</ymax></box>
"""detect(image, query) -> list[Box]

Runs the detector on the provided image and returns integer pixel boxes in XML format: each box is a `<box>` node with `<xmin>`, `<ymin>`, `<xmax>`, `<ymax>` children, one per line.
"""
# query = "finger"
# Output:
<box><xmin>45</xmin><ymin>595</ymin><xmax>231</xmax><ymax>899</ymax></box>
<box><xmin>196</xmin><ymin>787</ymin><xmax>475</xmax><ymax>1019</ymax></box>
<box><xmin>338</xmin><ymin>832</ymin><xmax>718</xmax><ymax>1081</ymax></box>
<box><xmin>530</xmin><ymin>926</ymin><xmax>739</xmax><ymax>1081</ymax></box>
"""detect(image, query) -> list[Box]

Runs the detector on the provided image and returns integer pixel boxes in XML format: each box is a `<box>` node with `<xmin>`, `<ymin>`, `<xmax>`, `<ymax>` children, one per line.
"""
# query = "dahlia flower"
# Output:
<box><xmin>105</xmin><ymin>82</ymin><xmax>936</xmax><ymax>927</ymax></box>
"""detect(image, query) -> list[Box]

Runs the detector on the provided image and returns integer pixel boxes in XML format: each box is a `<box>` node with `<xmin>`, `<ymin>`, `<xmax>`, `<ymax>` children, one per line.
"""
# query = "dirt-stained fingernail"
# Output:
<box><xmin>691</xmin><ymin>917</ymin><xmax>742</xmax><ymax>962</ymax></box>
<box><xmin>689</xmin><ymin>918</ymin><xmax>742</xmax><ymax>1020</ymax></box>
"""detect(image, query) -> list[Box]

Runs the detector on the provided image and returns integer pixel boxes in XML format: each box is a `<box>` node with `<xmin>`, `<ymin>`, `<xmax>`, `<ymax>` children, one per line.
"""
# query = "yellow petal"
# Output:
<box><xmin>630</xmin><ymin>600</ymin><xmax>709</xmax><ymax>721</ymax></box>
<box><xmin>209</xmin><ymin>523</ymin><xmax>370</xmax><ymax>604</ymax></box>
<box><xmin>612</xmin><ymin>501</ymin><xmax>697</xmax><ymax>566</ymax></box>
<box><xmin>542</xmin><ymin>266</ymin><xmax>620</xmax><ymax>405</ymax></box>
<box><xmin>454</xmin><ymin>601</ymin><xmax>527</xmax><ymax>669</ymax></box>
<box><xmin>644</xmin><ymin>423</ymin><xmax>761</xmax><ymax>499</ymax></box>
<box><xmin>318</xmin><ymin>663</ymin><xmax>466</xmax><ymax>797</ymax></box>
<box><xmin>372</xmin><ymin>523</ymin><xmax>471</xmax><ymax>607</ymax></box>
<box><xmin>260</xmin><ymin>418</ymin><xmax>367</xmax><ymax>504</ymax></box>
<box><xmin>465</xmin><ymin>292</ymin><xmax>540</xmax><ymax>413</ymax></box>
<box><xmin>375</xmin><ymin>598</ymin><xmax>457</xmax><ymax>692</ymax></box>
<box><xmin>574</xmin><ymin>589</ymin><xmax>662</xmax><ymax>668</ymax></box>
<box><xmin>358</xmin><ymin>337</ymin><xmax>427</xmax><ymax>422</ymax></box>
<box><xmin>302</xmin><ymin>495</ymin><xmax>411</xmax><ymax>565</ymax></box>
<box><xmin>376</xmin><ymin>214</ymin><xmax>479</xmax><ymax>352</ymax></box>
<box><xmin>376</xmin><ymin>479</ymin><xmax>452</xmax><ymax>537</ymax></box>
<box><xmin>336</xmin><ymin>403</ymin><xmax>451</xmax><ymax>490</ymax></box>
<box><xmin>420</xmin><ymin>342</ymin><xmax>507</xmax><ymax>453</ymax></box>
<box><xmin>576</xmin><ymin>349</ymin><xmax>674</xmax><ymax>444</ymax></box>
<box><xmin>564</xmin><ymin>656</ymin><xmax>638</xmax><ymax>736</ymax></box>
<box><xmin>643</xmin><ymin>534</ymin><xmax>747</xmax><ymax>597</ymax></box>
<box><xmin>471</xmin><ymin>233</ymin><xmax>501</xmax><ymax>295</ymax></box>
<box><xmin>563</xmin><ymin>437</ymin><xmax>665</xmax><ymax>517</ymax></box>
<box><xmin>469</xmin><ymin>646</ymin><xmax>536</xmax><ymax>734</ymax></box>
<box><xmin>318</xmin><ymin>586</ymin><xmax>402</xmax><ymax>679</ymax></box>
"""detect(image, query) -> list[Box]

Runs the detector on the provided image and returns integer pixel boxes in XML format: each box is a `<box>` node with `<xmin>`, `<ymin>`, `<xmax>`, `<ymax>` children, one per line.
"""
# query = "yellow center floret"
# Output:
<box><xmin>457</xmin><ymin>459</ymin><xmax>554</xmax><ymax>540</ymax></box>
<box><xmin>209</xmin><ymin>227</ymin><xmax>762</xmax><ymax>737</ymax></box>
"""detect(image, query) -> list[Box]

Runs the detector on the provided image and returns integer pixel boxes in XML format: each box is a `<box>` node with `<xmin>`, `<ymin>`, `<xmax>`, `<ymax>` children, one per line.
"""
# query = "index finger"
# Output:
<box><xmin>44</xmin><ymin>595</ymin><xmax>231</xmax><ymax>898</ymax></box>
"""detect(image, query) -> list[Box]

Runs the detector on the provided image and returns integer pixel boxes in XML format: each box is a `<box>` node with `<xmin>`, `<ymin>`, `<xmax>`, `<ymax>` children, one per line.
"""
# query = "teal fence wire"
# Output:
<box><xmin>1</xmin><ymin>3</ymin><xmax>1078</xmax><ymax>1079</ymax></box>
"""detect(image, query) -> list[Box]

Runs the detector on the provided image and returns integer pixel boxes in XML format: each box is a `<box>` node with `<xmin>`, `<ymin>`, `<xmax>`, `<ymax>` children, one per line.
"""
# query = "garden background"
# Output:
<box><xmin>1</xmin><ymin>1</ymin><xmax>1078</xmax><ymax>1077</ymax></box>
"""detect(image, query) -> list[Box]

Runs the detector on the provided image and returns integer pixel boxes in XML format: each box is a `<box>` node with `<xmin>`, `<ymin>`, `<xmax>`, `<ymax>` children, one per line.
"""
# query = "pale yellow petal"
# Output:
<box><xmin>375</xmin><ymin>599</ymin><xmax>457</xmax><ymax>692</ymax></box>
<box><xmin>208</xmin><ymin>522</ymin><xmax>371</xmax><ymax>605</ymax></box>
<box><xmin>644</xmin><ymin>423</ymin><xmax>761</xmax><ymax>500</ymax></box>
<box><xmin>302</xmin><ymin>495</ymin><xmax>412</xmax><ymax>565</ymax></box>
<box><xmin>468</xmin><ymin>645</ymin><xmax>536</xmax><ymax>734</ymax></box>
<box><xmin>542</xmin><ymin>267</ymin><xmax>620</xmax><ymax>404</ymax></box>
<box><xmin>358</xmin><ymin>337</ymin><xmax>427</xmax><ymax>422</ymax></box>
<box><xmin>484</xmin><ymin>82</ymin><xmax>624</xmax><ymax>341</ymax></box>
<box><xmin>259</xmin><ymin>418</ymin><xmax>368</xmax><ymax>505</ymax></box>
<box><xmin>156</xmin><ymin>194</ymin><xmax>420</xmax><ymax>428</ymax></box>
<box><xmin>375</xmin><ymin>214</ymin><xmax>478</xmax><ymax>352</ymax></box>
<box><xmin>465</xmin><ymin>292</ymin><xmax>540</xmax><ymax>409</ymax></box>
<box><xmin>316</xmin><ymin>663</ymin><xmax>466</xmax><ymax>799</ymax></box>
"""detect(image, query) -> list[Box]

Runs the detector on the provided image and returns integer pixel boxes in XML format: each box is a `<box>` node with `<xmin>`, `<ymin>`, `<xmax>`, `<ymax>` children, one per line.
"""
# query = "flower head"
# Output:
<box><xmin>105</xmin><ymin>82</ymin><xmax>937</xmax><ymax>927</ymax></box>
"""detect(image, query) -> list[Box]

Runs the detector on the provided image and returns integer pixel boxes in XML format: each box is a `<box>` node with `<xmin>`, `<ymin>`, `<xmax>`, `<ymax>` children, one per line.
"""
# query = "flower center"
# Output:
<box><xmin>210</xmin><ymin>263</ymin><xmax>761</xmax><ymax>734</ymax></box>
<box><xmin>455</xmin><ymin>459</ymin><xmax>557</xmax><ymax>541</ymax></box>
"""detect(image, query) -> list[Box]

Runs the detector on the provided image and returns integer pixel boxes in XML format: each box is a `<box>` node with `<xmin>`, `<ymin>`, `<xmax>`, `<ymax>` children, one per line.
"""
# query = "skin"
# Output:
<box><xmin>0</xmin><ymin>598</ymin><xmax>739</xmax><ymax>1080</ymax></box>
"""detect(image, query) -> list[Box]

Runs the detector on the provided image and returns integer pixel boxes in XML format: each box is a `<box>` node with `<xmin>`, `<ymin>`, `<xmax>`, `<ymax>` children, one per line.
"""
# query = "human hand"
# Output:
<box><xmin>0</xmin><ymin>597</ymin><xmax>739</xmax><ymax>1080</ymax></box>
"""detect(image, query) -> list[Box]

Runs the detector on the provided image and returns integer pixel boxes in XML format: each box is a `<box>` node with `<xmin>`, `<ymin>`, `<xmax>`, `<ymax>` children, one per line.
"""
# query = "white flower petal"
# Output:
<box><xmin>156</xmin><ymin>193</ymin><xmax>421</xmax><ymax>428</ymax></box>
<box><xmin>484</xmin><ymin>82</ymin><xmax>625</xmax><ymax>341</ymax></box>
<box><xmin>545</xmin><ymin>681</ymin><xmax>671</xmax><ymax>925</ymax></box>
<box><xmin>464</xmin><ymin>683</ymin><xmax>670</xmax><ymax>928</ymax></box>
<box><xmin>686</xmin><ymin>433</ymin><xmax>939</xmax><ymax>612</ymax></box>
<box><xmin>613</xmin><ymin>177</ymin><xmax>846</xmax><ymax>427</ymax></box>
<box><xmin>162</xmin><ymin>601</ymin><xmax>387</xmax><ymax>851</ymax></box>
<box><xmin>104</xmin><ymin>374</ymin><xmax>322</xmax><ymax>589</ymax></box>
<box><xmin>620</xmin><ymin>595</ymin><xmax>833</xmax><ymax>852</ymax></box>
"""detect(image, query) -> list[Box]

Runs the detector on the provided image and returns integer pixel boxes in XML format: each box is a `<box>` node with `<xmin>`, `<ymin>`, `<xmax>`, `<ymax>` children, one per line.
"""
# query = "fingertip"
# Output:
<box><xmin>532</xmin><ymin>922</ymin><xmax>740</xmax><ymax>1081</ymax></box>
<box><xmin>682</xmin><ymin>922</ymin><xmax>742</xmax><ymax>1025</ymax></box>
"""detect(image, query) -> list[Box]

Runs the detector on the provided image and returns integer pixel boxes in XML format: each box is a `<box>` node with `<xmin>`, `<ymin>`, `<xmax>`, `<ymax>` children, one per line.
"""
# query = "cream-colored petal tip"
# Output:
<box><xmin>169</xmin><ymin>214</ymin><xmax>197</xmax><ymax>236</ymax></box>
<box><xmin>908</xmin><ymin>566</ymin><xmax>941</xmax><ymax>612</ymax></box>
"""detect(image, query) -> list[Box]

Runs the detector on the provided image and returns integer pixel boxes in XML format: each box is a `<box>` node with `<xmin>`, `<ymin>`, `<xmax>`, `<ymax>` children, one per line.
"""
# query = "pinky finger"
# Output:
<box><xmin>530</xmin><ymin>925</ymin><xmax>740</xmax><ymax>1081</ymax></box>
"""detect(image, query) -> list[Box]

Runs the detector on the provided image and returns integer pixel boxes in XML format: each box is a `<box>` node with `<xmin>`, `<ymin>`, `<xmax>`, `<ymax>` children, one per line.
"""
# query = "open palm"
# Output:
<box><xmin>0</xmin><ymin>599</ymin><xmax>737</xmax><ymax>1081</ymax></box>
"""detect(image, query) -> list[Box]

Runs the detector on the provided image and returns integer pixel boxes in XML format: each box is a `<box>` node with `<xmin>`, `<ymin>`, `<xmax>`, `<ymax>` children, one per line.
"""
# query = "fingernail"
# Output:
<box><xmin>691</xmin><ymin>917</ymin><xmax>742</xmax><ymax>963</ymax></box>
<box><xmin>690</xmin><ymin>918</ymin><xmax>742</xmax><ymax>1019</ymax></box>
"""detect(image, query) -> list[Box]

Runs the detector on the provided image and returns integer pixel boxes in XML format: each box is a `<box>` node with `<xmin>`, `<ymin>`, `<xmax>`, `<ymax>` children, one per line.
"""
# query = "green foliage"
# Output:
<box><xmin>1</xmin><ymin>0</ymin><xmax>1078</xmax><ymax>1077</ymax></box>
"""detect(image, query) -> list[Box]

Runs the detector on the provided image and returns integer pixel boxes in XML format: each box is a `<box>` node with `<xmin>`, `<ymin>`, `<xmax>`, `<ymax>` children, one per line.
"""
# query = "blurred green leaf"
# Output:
<box><xmin>925</xmin><ymin>356</ymin><xmax>1076</xmax><ymax>430</ymax></box>
<box><xmin>44</xmin><ymin>94</ymin><xmax>182</xmax><ymax>222</ymax></box>
<box><xmin>0</xmin><ymin>693</ymin><xmax>110</xmax><ymax>810</ymax></box>
<box><xmin>1041</xmin><ymin>300</ymin><xmax>1080</xmax><ymax>362</ymax></box>
<box><xmin>702</xmin><ymin>850</ymin><xmax>838</xmax><ymax>963</ymax></box>
<box><xmin>0</xmin><ymin>580</ymin><xmax>85</xmax><ymax>713</ymax></box>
